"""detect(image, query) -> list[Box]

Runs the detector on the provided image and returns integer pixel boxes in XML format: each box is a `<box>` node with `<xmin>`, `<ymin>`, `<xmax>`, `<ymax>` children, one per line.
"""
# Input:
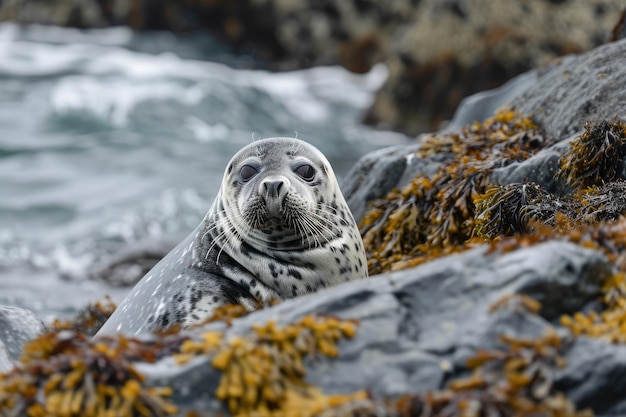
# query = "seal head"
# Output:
<box><xmin>97</xmin><ymin>138</ymin><xmax>367</xmax><ymax>336</ymax></box>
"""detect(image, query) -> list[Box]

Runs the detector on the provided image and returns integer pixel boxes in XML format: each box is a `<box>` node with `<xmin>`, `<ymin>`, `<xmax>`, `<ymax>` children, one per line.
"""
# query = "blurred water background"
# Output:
<box><xmin>0</xmin><ymin>23</ymin><xmax>406</xmax><ymax>321</ymax></box>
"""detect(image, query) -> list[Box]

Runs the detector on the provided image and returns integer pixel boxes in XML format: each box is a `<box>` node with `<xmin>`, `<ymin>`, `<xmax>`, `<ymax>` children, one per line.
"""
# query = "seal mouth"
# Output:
<box><xmin>240</xmin><ymin>192</ymin><xmax>342</xmax><ymax>250</ymax></box>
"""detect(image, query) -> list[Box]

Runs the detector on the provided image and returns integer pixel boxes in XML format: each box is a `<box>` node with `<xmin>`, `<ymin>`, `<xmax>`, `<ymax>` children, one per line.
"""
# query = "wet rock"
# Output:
<box><xmin>0</xmin><ymin>305</ymin><xmax>45</xmax><ymax>369</ymax></box>
<box><xmin>341</xmin><ymin>142</ymin><xmax>423</xmax><ymax>222</ymax></box>
<box><xmin>556</xmin><ymin>338</ymin><xmax>626</xmax><ymax>415</ymax></box>
<box><xmin>57</xmin><ymin>239</ymin><xmax>176</xmax><ymax>287</ymax></box>
<box><xmin>510</xmin><ymin>39</ymin><xmax>626</xmax><ymax>141</ymax></box>
<box><xmin>86</xmin><ymin>239</ymin><xmax>176</xmax><ymax>287</ymax></box>
<box><xmin>443</xmin><ymin>70</ymin><xmax>539</xmax><ymax>133</ymax></box>
<box><xmin>344</xmin><ymin>39</ymin><xmax>626</xmax><ymax>216</ymax></box>
<box><xmin>137</xmin><ymin>241</ymin><xmax>611</xmax><ymax>413</ymax></box>
<box><xmin>490</xmin><ymin>139</ymin><xmax>569</xmax><ymax>194</ymax></box>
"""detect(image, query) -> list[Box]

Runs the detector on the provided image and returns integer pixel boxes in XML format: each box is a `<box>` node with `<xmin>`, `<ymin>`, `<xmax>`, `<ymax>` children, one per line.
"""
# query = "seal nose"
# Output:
<box><xmin>263</xmin><ymin>180</ymin><xmax>284</xmax><ymax>199</ymax></box>
<box><xmin>260</xmin><ymin>177</ymin><xmax>289</xmax><ymax>214</ymax></box>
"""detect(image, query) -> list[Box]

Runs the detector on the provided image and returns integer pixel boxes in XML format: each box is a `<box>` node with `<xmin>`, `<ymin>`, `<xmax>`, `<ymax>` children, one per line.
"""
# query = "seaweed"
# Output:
<box><xmin>561</xmin><ymin>272</ymin><xmax>626</xmax><ymax>343</ymax></box>
<box><xmin>52</xmin><ymin>296</ymin><xmax>118</xmax><ymax>336</ymax></box>
<box><xmin>473</xmin><ymin>183</ymin><xmax>575</xmax><ymax>239</ymax></box>
<box><xmin>395</xmin><ymin>330</ymin><xmax>591</xmax><ymax>417</ymax></box>
<box><xmin>176</xmin><ymin>315</ymin><xmax>368</xmax><ymax>417</ymax></box>
<box><xmin>558</xmin><ymin>119</ymin><xmax>626</xmax><ymax>189</ymax></box>
<box><xmin>0</xmin><ymin>331</ymin><xmax>181</xmax><ymax>417</ymax></box>
<box><xmin>575</xmin><ymin>180</ymin><xmax>626</xmax><ymax>224</ymax></box>
<box><xmin>360</xmin><ymin>108</ymin><xmax>548</xmax><ymax>274</ymax></box>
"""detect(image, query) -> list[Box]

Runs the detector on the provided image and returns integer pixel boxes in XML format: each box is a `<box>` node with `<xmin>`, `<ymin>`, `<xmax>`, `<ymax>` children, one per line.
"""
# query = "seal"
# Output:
<box><xmin>96</xmin><ymin>137</ymin><xmax>368</xmax><ymax>336</ymax></box>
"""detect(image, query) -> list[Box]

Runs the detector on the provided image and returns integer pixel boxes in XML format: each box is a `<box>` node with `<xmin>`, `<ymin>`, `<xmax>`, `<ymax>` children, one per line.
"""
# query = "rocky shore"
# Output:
<box><xmin>0</xmin><ymin>0</ymin><xmax>623</xmax><ymax>134</ymax></box>
<box><xmin>3</xmin><ymin>35</ymin><xmax>626</xmax><ymax>416</ymax></box>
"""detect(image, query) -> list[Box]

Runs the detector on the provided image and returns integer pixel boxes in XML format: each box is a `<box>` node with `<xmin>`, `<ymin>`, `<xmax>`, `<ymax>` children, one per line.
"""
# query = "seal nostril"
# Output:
<box><xmin>264</xmin><ymin>180</ymin><xmax>284</xmax><ymax>199</ymax></box>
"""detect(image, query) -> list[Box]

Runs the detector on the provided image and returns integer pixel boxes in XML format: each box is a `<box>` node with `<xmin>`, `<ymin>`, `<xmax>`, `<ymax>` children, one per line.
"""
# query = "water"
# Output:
<box><xmin>0</xmin><ymin>23</ymin><xmax>406</xmax><ymax>322</ymax></box>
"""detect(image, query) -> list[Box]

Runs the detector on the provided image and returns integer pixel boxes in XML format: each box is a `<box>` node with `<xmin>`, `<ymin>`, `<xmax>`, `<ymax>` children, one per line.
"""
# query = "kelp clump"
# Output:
<box><xmin>473</xmin><ymin>183</ymin><xmax>573</xmax><ymax>239</ymax></box>
<box><xmin>558</xmin><ymin>118</ymin><xmax>626</xmax><ymax>189</ymax></box>
<box><xmin>576</xmin><ymin>181</ymin><xmax>626</xmax><ymax>224</ymax></box>
<box><xmin>361</xmin><ymin>115</ymin><xmax>626</xmax><ymax>276</ymax></box>
<box><xmin>361</xmin><ymin>108</ymin><xmax>549</xmax><ymax>274</ymax></box>
<box><xmin>176</xmin><ymin>315</ymin><xmax>367</xmax><ymax>417</ymax></box>
<box><xmin>1</xmin><ymin>309</ymin><xmax>369</xmax><ymax>417</ymax></box>
<box><xmin>396</xmin><ymin>330</ymin><xmax>591</xmax><ymax>417</ymax></box>
<box><xmin>52</xmin><ymin>296</ymin><xmax>117</xmax><ymax>336</ymax></box>
<box><xmin>0</xmin><ymin>331</ymin><xmax>179</xmax><ymax>417</ymax></box>
<box><xmin>561</xmin><ymin>272</ymin><xmax>626</xmax><ymax>343</ymax></box>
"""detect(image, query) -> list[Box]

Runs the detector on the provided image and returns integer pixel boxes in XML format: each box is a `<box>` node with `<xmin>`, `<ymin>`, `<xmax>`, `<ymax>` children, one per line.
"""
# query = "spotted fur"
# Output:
<box><xmin>96</xmin><ymin>138</ymin><xmax>367</xmax><ymax>336</ymax></box>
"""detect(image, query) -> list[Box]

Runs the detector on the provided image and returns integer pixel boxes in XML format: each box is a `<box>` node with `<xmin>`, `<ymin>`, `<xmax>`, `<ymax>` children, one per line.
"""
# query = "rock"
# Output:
<box><xmin>57</xmin><ymin>239</ymin><xmax>176</xmax><ymax>287</ymax></box>
<box><xmin>85</xmin><ymin>239</ymin><xmax>176</xmax><ymax>287</ymax></box>
<box><xmin>489</xmin><ymin>139</ymin><xmax>569</xmax><ymax>193</ymax></box>
<box><xmin>510</xmin><ymin>39</ymin><xmax>626</xmax><ymax>141</ymax></box>
<box><xmin>443</xmin><ymin>69</ymin><xmax>539</xmax><ymax>133</ymax></box>
<box><xmin>122</xmin><ymin>240</ymin><xmax>612</xmax><ymax>414</ymax></box>
<box><xmin>555</xmin><ymin>338</ymin><xmax>626</xmax><ymax>414</ymax></box>
<box><xmin>0</xmin><ymin>305</ymin><xmax>45</xmax><ymax>369</ymax></box>
<box><xmin>344</xmin><ymin>39</ymin><xmax>626</xmax><ymax>219</ymax></box>
<box><xmin>341</xmin><ymin>142</ymin><xmax>423</xmax><ymax>222</ymax></box>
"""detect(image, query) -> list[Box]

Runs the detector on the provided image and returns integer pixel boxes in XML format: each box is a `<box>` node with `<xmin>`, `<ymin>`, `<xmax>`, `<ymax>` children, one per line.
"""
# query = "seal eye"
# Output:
<box><xmin>295</xmin><ymin>164</ymin><xmax>315</xmax><ymax>181</ymax></box>
<box><xmin>239</xmin><ymin>165</ymin><xmax>258</xmax><ymax>181</ymax></box>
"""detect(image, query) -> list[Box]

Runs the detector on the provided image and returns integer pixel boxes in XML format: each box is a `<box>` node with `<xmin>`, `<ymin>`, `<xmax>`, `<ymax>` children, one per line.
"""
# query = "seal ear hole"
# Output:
<box><xmin>227</xmin><ymin>163</ymin><xmax>233</xmax><ymax>174</ymax></box>
<box><xmin>239</xmin><ymin>165</ymin><xmax>258</xmax><ymax>181</ymax></box>
<box><xmin>295</xmin><ymin>164</ymin><xmax>316</xmax><ymax>181</ymax></box>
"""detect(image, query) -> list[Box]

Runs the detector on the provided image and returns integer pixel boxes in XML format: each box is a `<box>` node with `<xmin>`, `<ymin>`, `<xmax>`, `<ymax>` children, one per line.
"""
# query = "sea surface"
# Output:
<box><xmin>0</xmin><ymin>23</ymin><xmax>406</xmax><ymax>322</ymax></box>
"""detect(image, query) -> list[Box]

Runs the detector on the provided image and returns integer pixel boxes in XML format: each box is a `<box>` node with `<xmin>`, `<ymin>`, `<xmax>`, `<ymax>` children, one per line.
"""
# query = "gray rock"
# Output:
<box><xmin>132</xmin><ymin>241</ymin><xmax>612</xmax><ymax>414</ymax></box>
<box><xmin>490</xmin><ymin>138</ymin><xmax>572</xmax><ymax>193</ymax></box>
<box><xmin>511</xmin><ymin>39</ymin><xmax>626</xmax><ymax>141</ymax></box>
<box><xmin>0</xmin><ymin>340</ymin><xmax>12</xmax><ymax>373</ymax></box>
<box><xmin>0</xmin><ymin>305</ymin><xmax>46</xmax><ymax>369</ymax></box>
<box><xmin>86</xmin><ymin>239</ymin><xmax>176</xmax><ymax>287</ymax></box>
<box><xmin>341</xmin><ymin>143</ymin><xmax>422</xmax><ymax>222</ymax></box>
<box><xmin>346</xmin><ymin>40</ymin><xmax>626</xmax><ymax>224</ymax></box>
<box><xmin>444</xmin><ymin>69</ymin><xmax>538</xmax><ymax>132</ymax></box>
<box><xmin>556</xmin><ymin>338</ymin><xmax>626</xmax><ymax>415</ymax></box>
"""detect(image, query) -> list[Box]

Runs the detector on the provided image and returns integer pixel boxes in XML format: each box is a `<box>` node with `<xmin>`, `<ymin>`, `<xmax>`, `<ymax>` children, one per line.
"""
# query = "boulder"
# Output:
<box><xmin>134</xmin><ymin>241</ymin><xmax>614</xmax><ymax>414</ymax></box>
<box><xmin>345</xmin><ymin>39</ymin><xmax>626</xmax><ymax>212</ymax></box>
<box><xmin>0</xmin><ymin>305</ymin><xmax>45</xmax><ymax>370</ymax></box>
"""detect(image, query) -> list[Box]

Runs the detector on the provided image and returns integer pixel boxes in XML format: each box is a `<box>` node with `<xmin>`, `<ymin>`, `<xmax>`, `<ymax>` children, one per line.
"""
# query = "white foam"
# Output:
<box><xmin>0</xmin><ymin>26</ymin><xmax>389</xmax><ymax>126</ymax></box>
<box><xmin>51</xmin><ymin>76</ymin><xmax>205</xmax><ymax>126</ymax></box>
<box><xmin>184</xmin><ymin>116</ymin><xmax>230</xmax><ymax>142</ymax></box>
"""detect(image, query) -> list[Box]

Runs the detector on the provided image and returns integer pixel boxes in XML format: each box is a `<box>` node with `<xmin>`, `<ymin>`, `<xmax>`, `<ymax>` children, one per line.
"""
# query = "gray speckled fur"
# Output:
<box><xmin>97</xmin><ymin>138</ymin><xmax>367</xmax><ymax>336</ymax></box>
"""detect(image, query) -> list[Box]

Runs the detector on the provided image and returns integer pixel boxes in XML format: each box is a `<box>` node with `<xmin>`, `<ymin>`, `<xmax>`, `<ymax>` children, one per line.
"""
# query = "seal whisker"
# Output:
<box><xmin>300</xmin><ymin>216</ymin><xmax>323</xmax><ymax>249</ymax></box>
<box><xmin>294</xmin><ymin>217</ymin><xmax>313</xmax><ymax>250</ymax></box>
<box><xmin>303</xmin><ymin>210</ymin><xmax>339</xmax><ymax>238</ymax></box>
<box><xmin>201</xmin><ymin>215</ymin><xmax>228</xmax><ymax>243</ymax></box>
<box><xmin>205</xmin><ymin>224</ymin><xmax>234</xmax><ymax>261</ymax></box>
